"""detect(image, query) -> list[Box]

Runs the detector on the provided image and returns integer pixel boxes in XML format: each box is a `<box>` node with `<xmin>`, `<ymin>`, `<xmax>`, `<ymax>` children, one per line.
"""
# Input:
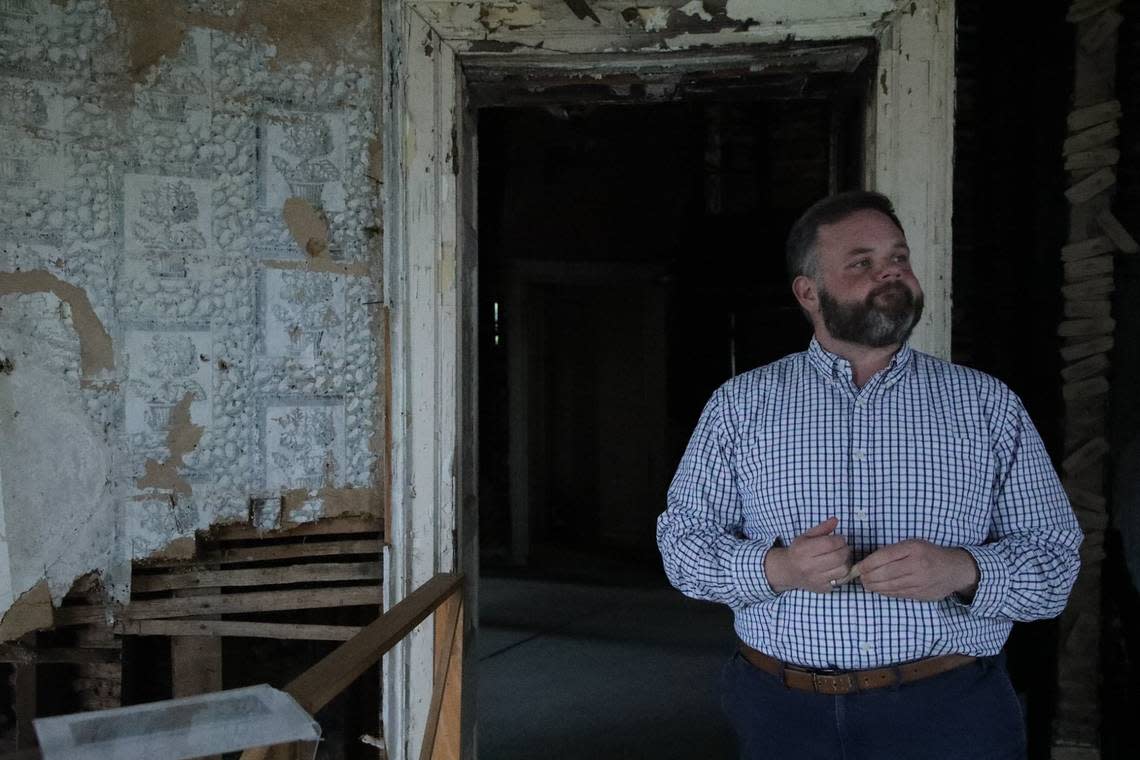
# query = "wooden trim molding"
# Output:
<box><xmin>381</xmin><ymin>1</ymin><xmax>955</xmax><ymax>757</ymax></box>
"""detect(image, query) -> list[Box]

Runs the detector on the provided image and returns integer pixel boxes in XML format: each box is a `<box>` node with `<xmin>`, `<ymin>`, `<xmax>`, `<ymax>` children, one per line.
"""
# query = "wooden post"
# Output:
<box><xmin>1053</xmin><ymin>1</ymin><xmax>1133</xmax><ymax>757</ymax></box>
<box><xmin>13</xmin><ymin>635</ymin><xmax>36</xmax><ymax>751</ymax></box>
<box><xmin>422</xmin><ymin>594</ymin><xmax>462</xmax><ymax>760</ymax></box>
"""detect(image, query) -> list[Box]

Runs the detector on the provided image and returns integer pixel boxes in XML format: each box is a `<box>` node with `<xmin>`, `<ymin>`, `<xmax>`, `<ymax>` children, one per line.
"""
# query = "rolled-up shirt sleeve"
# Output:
<box><xmin>657</xmin><ymin>389</ymin><xmax>780</xmax><ymax>607</ymax></box>
<box><xmin>958</xmin><ymin>394</ymin><xmax>1083</xmax><ymax>621</ymax></box>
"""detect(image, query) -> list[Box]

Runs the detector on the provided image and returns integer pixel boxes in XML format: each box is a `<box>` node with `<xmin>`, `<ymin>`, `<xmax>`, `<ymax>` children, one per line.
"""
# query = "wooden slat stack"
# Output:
<box><xmin>122</xmin><ymin>516</ymin><xmax>384</xmax><ymax>643</ymax></box>
<box><xmin>1055</xmin><ymin>1</ymin><xmax>1137</xmax><ymax>758</ymax></box>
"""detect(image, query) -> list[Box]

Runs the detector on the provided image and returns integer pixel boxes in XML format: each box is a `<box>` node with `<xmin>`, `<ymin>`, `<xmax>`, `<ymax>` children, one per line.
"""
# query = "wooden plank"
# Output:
<box><xmin>421</xmin><ymin>596</ymin><xmax>462</xmax><ymax>760</ymax></box>
<box><xmin>0</xmin><ymin>749</ymin><xmax>43</xmax><ymax>760</ymax></box>
<box><xmin>171</xmin><ymin>585</ymin><xmax>222</xmax><ymax>760</ymax></box>
<box><xmin>55</xmin><ymin>587</ymin><xmax>380</xmax><ymax>626</ymax></box>
<box><xmin>209</xmin><ymin>517</ymin><xmax>383</xmax><ymax>541</ymax></box>
<box><xmin>1061</xmin><ymin>276</ymin><xmax>1114</xmax><ymax>299</ymax></box>
<box><xmin>1067</xmin><ymin>0</ymin><xmax>1122</xmax><ymax>23</ymax></box>
<box><xmin>1096</xmin><ymin>208</ymin><xmax>1139</xmax><ymax>253</ymax></box>
<box><xmin>1079</xmin><ymin>9</ymin><xmax>1123</xmax><ymax>52</ymax></box>
<box><xmin>1063</xmin><ymin>377</ymin><xmax>1110</xmax><ymax>401</ymax></box>
<box><xmin>132</xmin><ymin>562</ymin><xmax>380</xmax><ymax>593</ymax></box>
<box><xmin>1061</xmin><ymin>353</ymin><xmax>1111</xmax><ymax>383</ymax></box>
<box><xmin>1065</xmin><ymin>148</ymin><xmax>1120</xmax><ymax>171</ymax></box>
<box><xmin>1063</xmin><ymin>121</ymin><xmax>1119</xmax><ymax>155</ymax></box>
<box><xmin>0</xmin><ymin>644</ymin><xmax>120</xmax><ymax>665</ymax></box>
<box><xmin>140</xmin><ymin>538</ymin><xmax>382</xmax><ymax>568</ymax></box>
<box><xmin>286</xmin><ymin>573</ymin><xmax>462</xmax><ymax>715</ymax></box>
<box><xmin>1057</xmin><ymin>317</ymin><xmax>1115</xmax><ymax>337</ymax></box>
<box><xmin>1062</xmin><ymin>437</ymin><xmax>1110</xmax><ymax>476</ymax></box>
<box><xmin>1064</xmin><ymin>299</ymin><xmax>1112</xmax><ymax>319</ymax></box>
<box><xmin>1067</xmin><ymin>100</ymin><xmax>1122</xmax><ymax>131</ymax></box>
<box><xmin>120</xmin><ymin>619</ymin><xmax>364</xmax><ymax>641</ymax></box>
<box><xmin>1060</xmin><ymin>336</ymin><xmax>1114</xmax><ymax>362</ymax></box>
<box><xmin>1063</xmin><ymin>254</ymin><xmax>1113</xmax><ymax>282</ymax></box>
<box><xmin>1062</xmin><ymin>236</ymin><xmax>1116</xmax><ymax>261</ymax></box>
<box><xmin>14</xmin><ymin>635</ymin><xmax>36</xmax><ymax>750</ymax></box>
<box><xmin>1064</xmin><ymin>167</ymin><xmax>1115</xmax><ymax>204</ymax></box>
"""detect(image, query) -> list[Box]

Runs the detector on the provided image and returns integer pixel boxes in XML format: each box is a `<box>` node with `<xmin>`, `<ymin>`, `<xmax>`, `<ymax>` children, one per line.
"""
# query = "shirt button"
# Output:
<box><xmin>859</xmin><ymin>641</ymin><xmax>875</xmax><ymax>654</ymax></box>
<box><xmin>855</xmin><ymin>398</ymin><xmax>868</xmax><ymax>408</ymax></box>
<box><xmin>854</xmin><ymin>508</ymin><xmax>868</xmax><ymax>521</ymax></box>
<box><xmin>853</xmin><ymin>449</ymin><xmax>866</xmax><ymax>462</ymax></box>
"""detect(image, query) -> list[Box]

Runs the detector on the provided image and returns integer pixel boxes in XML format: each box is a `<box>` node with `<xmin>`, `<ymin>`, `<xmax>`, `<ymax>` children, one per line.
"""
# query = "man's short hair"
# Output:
<box><xmin>785</xmin><ymin>191</ymin><xmax>904</xmax><ymax>282</ymax></box>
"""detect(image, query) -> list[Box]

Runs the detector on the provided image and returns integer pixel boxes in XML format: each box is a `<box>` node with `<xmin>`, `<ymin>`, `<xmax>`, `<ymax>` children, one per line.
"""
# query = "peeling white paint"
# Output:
<box><xmin>0</xmin><ymin>0</ymin><xmax>384</xmax><ymax>624</ymax></box>
<box><xmin>637</xmin><ymin>7</ymin><xmax>671</xmax><ymax>32</ymax></box>
<box><xmin>0</xmin><ymin>303</ymin><xmax>115</xmax><ymax>614</ymax></box>
<box><xmin>724</xmin><ymin>0</ymin><xmax>895</xmax><ymax>25</ymax></box>
<box><xmin>480</xmin><ymin>2</ymin><xmax>544</xmax><ymax>32</ymax></box>
<box><xmin>678</xmin><ymin>1</ymin><xmax>713</xmax><ymax>22</ymax></box>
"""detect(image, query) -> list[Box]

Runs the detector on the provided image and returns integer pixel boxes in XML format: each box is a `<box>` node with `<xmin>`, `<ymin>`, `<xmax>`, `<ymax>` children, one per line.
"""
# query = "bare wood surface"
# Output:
<box><xmin>1063</xmin><ymin>377</ymin><xmax>1111</xmax><ymax>401</ymax></box>
<box><xmin>55</xmin><ymin>587</ymin><xmax>379</xmax><ymax>626</ymax></box>
<box><xmin>0</xmin><ymin>749</ymin><xmax>43</xmax><ymax>760</ymax></box>
<box><xmin>1061</xmin><ymin>353</ymin><xmax>1111</xmax><ymax>383</ymax></box>
<box><xmin>1096</xmin><ymin>208</ymin><xmax>1139</xmax><ymax>253</ymax></box>
<box><xmin>1061</xmin><ymin>276</ymin><xmax>1114</xmax><ymax>299</ymax></box>
<box><xmin>1064</xmin><ymin>167</ymin><xmax>1116</xmax><ymax>203</ymax></box>
<box><xmin>119</xmin><ymin>619</ymin><xmax>364</xmax><ymax>641</ymax></box>
<box><xmin>208</xmin><ymin>517</ymin><xmax>383</xmax><ymax>541</ymax></box>
<box><xmin>1060</xmin><ymin>336</ymin><xmax>1114</xmax><ymax>362</ymax></box>
<box><xmin>1062</xmin><ymin>236</ymin><xmax>1116</xmax><ymax>260</ymax></box>
<box><xmin>421</xmin><ymin>596</ymin><xmax>462</xmax><ymax>760</ymax></box>
<box><xmin>1064</xmin><ymin>299</ymin><xmax>1112</xmax><ymax>319</ymax></box>
<box><xmin>0</xmin><ymin>644</ymin><xmax>120</xmax><ymax>664</ymax></box>
<box><xmin>140</xmin><ymin>539</ymin><xmax>382</xmax><ymax>568</ymax></box>
<box><xmin>1063</xmin><ymin>121</ymin><xmax>1119</xmax><ymax>154</ymax></box>
<box><xmin>14</xmin><ymin>651</ymin><xmax>35</xmax><ymax>750</ymax></box>
<box><xmin>1057</xmin><ymin>317</ymin><xmax>1115</xmax><ymax>337</ymax></box>
<box><xmin>132</xmin><ymin>562</ymin><xmax>380</xmax><ymax>593</ymax></box>
<box><xmin>287</xmin><ymin>573</ymin><xmax>463</xmax><ymax>715</ymax></box>
<box><xmin>1065</xmin><ymin>148</ymin><xmax>1120</xmax><ymax>170</ymax></box>
<box><xmin>1067</xmin><ymin>99</ymin><xmax>1121</xmax><ymax>130</ymax></box>
<box><xmin>1063</xmin><ymin>255</ymin><xmax>1114</xmax><ymax>282</ymax></box>
<box><xmin>1062</xmin><ymin>437</ymin><xmax>1110</xmax><ymax>477</ymax></box>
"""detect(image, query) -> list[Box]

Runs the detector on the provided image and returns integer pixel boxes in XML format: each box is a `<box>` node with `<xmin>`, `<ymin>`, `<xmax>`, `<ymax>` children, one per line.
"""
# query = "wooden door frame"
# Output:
<box><xmin>381</xmin><ymin>1</ymin><xmax>953</xmax><ymax>757</ymax></box>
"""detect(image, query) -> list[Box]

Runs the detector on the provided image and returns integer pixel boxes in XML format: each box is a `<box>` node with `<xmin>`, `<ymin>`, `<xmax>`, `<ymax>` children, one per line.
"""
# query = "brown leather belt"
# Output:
<box><xmin>738</xmin><ymin>640</ymin><xmax>977</xmax><ymax>695</ymax></box>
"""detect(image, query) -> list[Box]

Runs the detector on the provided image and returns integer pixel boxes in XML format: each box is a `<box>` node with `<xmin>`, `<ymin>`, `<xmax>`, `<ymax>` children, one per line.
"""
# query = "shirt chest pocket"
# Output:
<box><xmin>879</xmin><ymin>435</ymin><xmax>993</xmax><ymax>546</ymax></box>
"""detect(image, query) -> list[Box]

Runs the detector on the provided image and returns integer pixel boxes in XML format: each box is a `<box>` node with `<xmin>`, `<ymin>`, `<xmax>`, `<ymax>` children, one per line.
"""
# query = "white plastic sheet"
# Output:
<box><xmin>34</xmin><ymin>684</ymin><xmax>320</xmax><ymax>760</ymax></box>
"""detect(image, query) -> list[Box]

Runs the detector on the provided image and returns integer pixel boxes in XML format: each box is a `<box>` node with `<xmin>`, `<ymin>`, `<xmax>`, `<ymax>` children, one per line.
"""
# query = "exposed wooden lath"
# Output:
<box><xmin>464</xmin><ymin>40</ymin><xmax>875</xmax><ymax>105</ymax></box>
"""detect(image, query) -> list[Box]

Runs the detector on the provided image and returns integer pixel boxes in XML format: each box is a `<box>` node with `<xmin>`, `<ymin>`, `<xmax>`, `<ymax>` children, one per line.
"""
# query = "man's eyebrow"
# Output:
<box><xmin>844</xmin><ymin>242</ymin><xmax>910</xmax><ymax>256</ymax></box>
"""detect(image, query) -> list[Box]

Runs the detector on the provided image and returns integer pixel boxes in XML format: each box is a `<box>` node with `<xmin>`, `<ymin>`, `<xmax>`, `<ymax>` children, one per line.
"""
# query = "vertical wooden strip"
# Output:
<box><xmin>171</xmin><ymin>581</ymin><xmax>223</xmax><ymax>760</ymax></box>
<box><xmin>421</xmin><ymin>593</ymin><xmax>462</xmax><ymax>760</ymax></box>
<box><xmin>14</xmin><ymin>634</ymin><xmax>36</xmax><ymax>750</ymax></box>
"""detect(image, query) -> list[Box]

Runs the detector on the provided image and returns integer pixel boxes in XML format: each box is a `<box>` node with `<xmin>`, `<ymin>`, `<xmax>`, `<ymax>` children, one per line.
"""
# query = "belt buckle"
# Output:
<box><xmin>812</xmin><ymin>670</ymin><xmax>857</xmax><ymax>695</ymax></box>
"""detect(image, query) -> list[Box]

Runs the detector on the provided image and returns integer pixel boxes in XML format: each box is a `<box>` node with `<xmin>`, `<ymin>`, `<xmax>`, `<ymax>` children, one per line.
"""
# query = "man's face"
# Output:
<box><xmin>798</xmin><ymin>209</ymin><xmax>925</xmax><ymax>348</ymax></box>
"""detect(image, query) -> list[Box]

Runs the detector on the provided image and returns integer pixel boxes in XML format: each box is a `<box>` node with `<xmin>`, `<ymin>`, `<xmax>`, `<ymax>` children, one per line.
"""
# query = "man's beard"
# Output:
<box><xmin>817</xmin><ymin>281</ymin><xmax>924</xmax><ymax>348</ymax></box>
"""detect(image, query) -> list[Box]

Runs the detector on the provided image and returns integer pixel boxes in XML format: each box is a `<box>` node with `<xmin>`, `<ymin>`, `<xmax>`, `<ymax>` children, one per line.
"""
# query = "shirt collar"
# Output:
<box><xmin>806</xmin><ymin>336</ymin><xmax>913</xmax><ymax>388</ymax></box>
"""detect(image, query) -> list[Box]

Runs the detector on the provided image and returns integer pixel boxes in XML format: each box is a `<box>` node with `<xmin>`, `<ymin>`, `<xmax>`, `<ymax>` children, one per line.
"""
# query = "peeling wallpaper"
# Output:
<box><xmin>0</xmin><ymin>0</ymin><xmax>383</xmax><ymax>626</ymax></box>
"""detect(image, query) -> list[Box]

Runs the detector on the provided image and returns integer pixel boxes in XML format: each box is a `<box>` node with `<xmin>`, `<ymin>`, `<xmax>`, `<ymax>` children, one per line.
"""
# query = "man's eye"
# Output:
<box><xmin>851</xmin><ymin>259</ymin><xmax>871</xmax><ymax>268</ymax></box>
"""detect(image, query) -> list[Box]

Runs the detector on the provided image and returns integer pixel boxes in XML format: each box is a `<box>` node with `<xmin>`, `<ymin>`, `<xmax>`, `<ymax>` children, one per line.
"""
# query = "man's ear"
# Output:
<box><xmin>792</xmin><ymin>275</ymin><xmax>818</xmax><ymax>314</ymax></box>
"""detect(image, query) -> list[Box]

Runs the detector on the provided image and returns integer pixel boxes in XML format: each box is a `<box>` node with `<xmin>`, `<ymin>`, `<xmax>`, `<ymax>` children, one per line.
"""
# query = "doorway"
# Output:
<box><xmin>475</xmin><ymin>94</ymin><xmax>864</xmax><ymax>758</ymax></box>
<box><xmin>380</xmin><ymin>5</ymin><xmax>953</xmax><ymax>757</ymax></box>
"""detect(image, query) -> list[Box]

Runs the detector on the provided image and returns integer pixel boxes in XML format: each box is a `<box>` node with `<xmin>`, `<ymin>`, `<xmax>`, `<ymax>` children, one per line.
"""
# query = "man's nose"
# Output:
<box><xmin>877</xmin><ymin>260</ymin><xmax>904</xmax><ymax>279</ymax></box>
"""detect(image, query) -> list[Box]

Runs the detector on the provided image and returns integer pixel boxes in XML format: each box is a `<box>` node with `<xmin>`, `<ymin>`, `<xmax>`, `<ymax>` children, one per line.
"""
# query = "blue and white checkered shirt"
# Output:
<box><xmin>657</xmin><ymin>338</ymin><xmax>1082</xmax><ymax>670</ymax></box>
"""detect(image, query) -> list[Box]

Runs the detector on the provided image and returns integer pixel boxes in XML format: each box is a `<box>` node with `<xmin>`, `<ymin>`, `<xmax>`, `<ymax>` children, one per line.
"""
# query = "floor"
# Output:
<box><xmin>476</xmin><ymin>576</ymin><xmax>739</xmax><ymax>760</ymax></box>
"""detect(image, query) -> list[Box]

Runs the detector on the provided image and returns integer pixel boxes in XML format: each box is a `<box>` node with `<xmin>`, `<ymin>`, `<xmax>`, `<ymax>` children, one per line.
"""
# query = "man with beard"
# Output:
<box><xmin>657</xmin><ymin>191</ymin><xmax>1081</xmax><ymax>760</ymax></box>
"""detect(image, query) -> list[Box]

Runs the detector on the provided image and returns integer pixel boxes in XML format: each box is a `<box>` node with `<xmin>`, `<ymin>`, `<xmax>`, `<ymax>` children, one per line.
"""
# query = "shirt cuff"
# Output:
<box><xmin>956</xmin><ymin>544</ymin><xmax>1009</xmax><ymax>618</ymax></box>
<box><xmin>730</xmin><ymin>536</ymin><xmax>780</xmax><ymax>604</ymax></box>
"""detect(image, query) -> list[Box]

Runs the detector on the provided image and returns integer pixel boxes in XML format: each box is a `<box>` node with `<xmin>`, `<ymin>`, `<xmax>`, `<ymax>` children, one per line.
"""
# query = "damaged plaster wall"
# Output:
<box><xmin>0</xmin><ymin>0</ymin><xmax>384</xmax><ymax>630</ymax></box>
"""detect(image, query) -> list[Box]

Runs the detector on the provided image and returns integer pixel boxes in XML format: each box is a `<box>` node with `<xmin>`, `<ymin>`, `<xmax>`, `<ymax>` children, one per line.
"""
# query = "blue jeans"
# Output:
<box><xmin>721</xmin><ymin>652</ymin><xmax>1027</xmax><ymax>760</ymax></box>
